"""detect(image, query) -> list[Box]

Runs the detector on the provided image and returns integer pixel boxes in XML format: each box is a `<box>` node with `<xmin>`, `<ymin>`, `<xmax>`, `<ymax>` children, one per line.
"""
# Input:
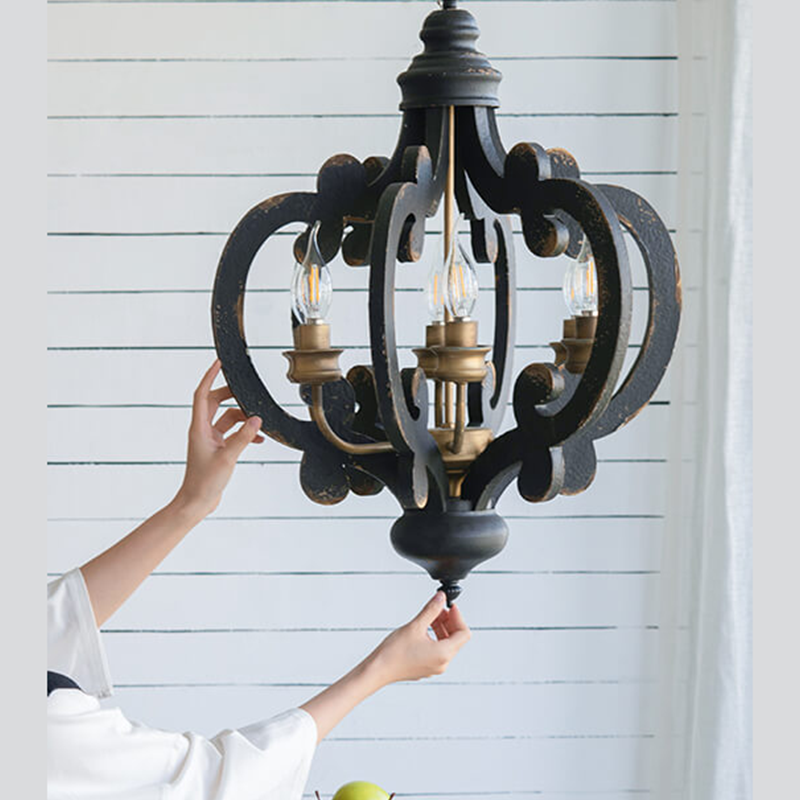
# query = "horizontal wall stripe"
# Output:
<box><xmin>46</xmin><ymin>400</ymin><xmax>671</xmax><ymax>407</ymax></box>
<box><xmin>48</xmin><ymin>0</ymin><xmax>677</xmax><ymax>89</ymax></box>
<box><xmin>50</xmin><ymin>514</ymin><xmax>666</xmax><ymax>521</ymax></box>
<box><xmin>46</xmin><ymin>459</ymin><xmax>667</xmax><ymax>465</ymax></box>
<box><xmin>303</xmin><ymin>795</ymin><xmax>651</xmax><ymax>799</ymax></box>
<box><xmin>46</xmin><ymin>228</ymin><xmax>679</xmax><ymax>235</ymax></box>
<box><xmin>48</xmin><ymin>569</ymin><xmax>661</xmax><ymax>576</ymax></box>
<box><xmin>107</xmin><ymin>680</ymin><xmax>663</xmax><ymax>740</ymax></box>
<box><xmin>48</xmin><ymin>62</ymin><xmax>675</xmax><ymax>116</ymax></box>
<box><xmin>47</xmin><ymin>342</ymin><xmax>652</xmax><ymax>353</ymax></box>
<box><xmin>49</xmin><ymin>519</ymin><xmax>665</xmax><ymax>577</ymax></box>
<box><xmin>49</xmin><ymin>1</ymin><xmax>676</xmax><ymax>5</ymax></box>
<box><xmin>102</xmin><ymin>626</ymin><xmax>661</xmax><ymax>634</ymax></box>
<box><xmin>46</xmin><ymin>361</ymin><xmax>676</xmax><ymax>404</ymax></box>
<box><xmin>49</xmin><ymin>112</ymin><xmax>678</xmax><ymax>120</ymax></box>
<box><xmin>47</xmin><ymin>462</ymin><xmax>667</xmax><ymax>519</ymax></box>
<box><xmin>306</xmin><ymin>796</ymin><xmax>650</xmax><ymax>800</ymax></box>
<box><xmin>45</xmin><ymin>286</ymin><xmax>654</xmax><ymax>294</ymax></box>
<box><xmin>48</xmin><ymin>514</ymin><xmax>668</xmax><ymax>525</ymax></box>
<box><xmin>114</xmin><ymin>679</ymin><xmax>655</xmax><ymax>687</ymax></box>
<box><xmin>45</xmin><ymin>343</ymin><xmax>648</xmax><ymax>350</ymax></box>
<box><xmin>47</xmin><ymin>461</ymin><xmax>669</xmax><ymax>519</ymax></box>
<box><xmin>100</xmin><ymin>626</ymin><xmax>670</xmax><ymax>695</ymax></box>
<box><xmin>48</xmin><ymin>116</ymin><xmax>678</xmax><ymax>177</ymax></box>
<box><xmin>48</xmin><ymin>404</ymin><xmax>676</xmax><ymax>462</ymax></box>
<box><xmin>391</xmin><ymin>736</ymin><xmax>650</xmax><ymax>744</ymax></box>
<box><xmin>48</xmin><ymin>230</ymin><xmax>230</xmax><ymax>236</ymax></box>
<box><xmin>44</xmin><ymin>227</ymin><xmax>672</xmax><ymax>235</ymax></box>
<box><xmin>88</xmin><ymin>573</ymin><xmax>662</xmax><ymax>628</ymax></box>
<box><xmin>48</xmin><ymin>374</ymin><xmax>670</xmax><ymax>432</ymax></box>
<box><xmin>45</xmin><ymin>283</ymin><xmax>658</xmax><ymax>347</ymax></box>
<box><xmin>49</xmin><ymin>56</ymin><xmax>677</xmax><ymax>63</ymax></box>
<box><xmin>306</xmin><ymin>796</ymin><xmax>650</xmax><ymax>799</ymax></box>
<box><xmin>48</xmin><ymin>175</ymin><xmax>676</xmax><ymax>232</ymax></box>
<box><xmin>69</xmin><ymin>678</ymin><xmax>667</xmax><ymax>732</ymax></box>
<box><xmin>47</xmin><ymin>170</ymin><xmax>678</xmax><ymax>177</ymax></box>
<box><xmin>306</xmin><ymin>738</ymin><xmax>658</xmax><ymax>794</ymax></box>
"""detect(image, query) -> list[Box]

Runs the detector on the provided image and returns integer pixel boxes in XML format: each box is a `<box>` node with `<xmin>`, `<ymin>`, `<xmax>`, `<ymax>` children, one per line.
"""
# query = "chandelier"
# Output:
<box><xmin>212</xmin><ymin>0</ymin><xmax>681</xmax><ymax>606</ymax></box>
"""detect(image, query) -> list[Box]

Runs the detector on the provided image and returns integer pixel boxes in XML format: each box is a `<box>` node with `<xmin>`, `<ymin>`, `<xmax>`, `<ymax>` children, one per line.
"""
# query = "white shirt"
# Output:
<box><xmin>47</xmin><ymin>568</ymin><xmax>318</xmax><ymax>799</ymax></box>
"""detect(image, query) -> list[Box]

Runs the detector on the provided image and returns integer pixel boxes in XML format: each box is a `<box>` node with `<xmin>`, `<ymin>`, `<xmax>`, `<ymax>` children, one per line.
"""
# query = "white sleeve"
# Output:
<box><xmin>47</xmin><ymin>570</ymin><xmax>319</xmax><ymax>799</ymax></box>
<box><xmin>49</xmin><ymin>689</ymin><xmax>319</xmax><ymax>800</ymax></box>
<box><xmin>171</xmin><ymin>709</ymin><xmax>319</xmax><ymax>800</ymax></box>
<box><xmin>47</xmin><ymin>567</ymin><xmax>114</xmax><ymax>698</ymax></box>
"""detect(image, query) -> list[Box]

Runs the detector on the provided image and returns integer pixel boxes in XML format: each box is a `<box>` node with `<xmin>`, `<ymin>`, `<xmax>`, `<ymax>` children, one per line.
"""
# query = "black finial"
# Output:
<box><xmin>398</xmin><ymin>5</ymin><xmax>501</xmax><ymax>110</ymax></box>
<box><xmin>439</xmin><ymin>581</ymin><xmax>462</xmax><ymax>608</ymax></box>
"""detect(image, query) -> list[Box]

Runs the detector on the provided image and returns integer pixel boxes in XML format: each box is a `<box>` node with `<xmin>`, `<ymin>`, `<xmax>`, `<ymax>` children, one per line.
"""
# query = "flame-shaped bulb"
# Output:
<box><xmin>562</xmin><ymin>235</ymin><xmax>598</xmax><ymax>317</ymax></box>
<box><xmin>291</xmin><ymin>221</ymin><xmax>332</xmax><ymax>324</ymax></box>
<box><xmin>425</xmin><ymin>258</ymin><xmax>446</xmax><ymax>323</ymax></box>
<box><xmin>445</xmin><ymin>219</ymin><xmax>479</xmax><ymax>320</ymax></box>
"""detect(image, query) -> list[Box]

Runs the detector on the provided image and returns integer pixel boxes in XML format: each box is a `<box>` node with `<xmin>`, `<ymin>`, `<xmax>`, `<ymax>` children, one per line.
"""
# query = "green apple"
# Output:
<box><xmin>331</xmin><ymin>781</ymin><xmax>391</xmax><ymax>800</ymax></box>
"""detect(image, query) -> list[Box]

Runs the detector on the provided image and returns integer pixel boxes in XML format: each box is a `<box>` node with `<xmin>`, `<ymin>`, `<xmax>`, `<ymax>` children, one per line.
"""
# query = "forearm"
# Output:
<box><xmin>80</xmin><ymin>495</ymin><xmax>206</xmax><ymax>628</ymax></box>
<box><xmin>300</xmin><ymin>650</ymin><xmax>390</xmax><ymax>744</ymax></box>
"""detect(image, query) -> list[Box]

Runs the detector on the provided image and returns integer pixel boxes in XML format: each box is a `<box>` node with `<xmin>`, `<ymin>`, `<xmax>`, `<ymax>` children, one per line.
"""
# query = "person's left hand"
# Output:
<box><xmin>369</xmin><ymin>591</ymin><xmax>472</xmax><ymax>684</ymax></box>
<box><xmin>174</xmin><ymin>360</ymin><xmax>263</xmax><ymax>520</ymax></box>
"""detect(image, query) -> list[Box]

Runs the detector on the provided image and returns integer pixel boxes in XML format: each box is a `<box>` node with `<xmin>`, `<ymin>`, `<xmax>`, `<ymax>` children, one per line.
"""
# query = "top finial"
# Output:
<box><xmin>398</xmin><ymin>4</ymin><xmax>502</xmax><ymax>109</ymax></box>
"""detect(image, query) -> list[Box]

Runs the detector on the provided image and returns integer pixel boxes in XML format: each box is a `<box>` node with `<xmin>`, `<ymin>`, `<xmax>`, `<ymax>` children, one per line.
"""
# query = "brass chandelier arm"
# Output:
<box><xmin>310</xmin><ymin>385</ymin><xmax>395</xmax><ymax>456</ymax></box>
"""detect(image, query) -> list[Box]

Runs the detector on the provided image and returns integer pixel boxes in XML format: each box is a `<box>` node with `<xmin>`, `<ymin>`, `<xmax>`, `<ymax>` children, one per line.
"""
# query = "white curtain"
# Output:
<box><xmin>653</xmin><ymin>0</ymin><xmax>752</xmax><ymax>798</ymax></box>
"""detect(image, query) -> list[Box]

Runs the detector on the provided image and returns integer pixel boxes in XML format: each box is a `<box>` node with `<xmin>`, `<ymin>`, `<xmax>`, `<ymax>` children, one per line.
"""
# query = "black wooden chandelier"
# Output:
<box><xmin>212</xmin><ymin>0</ymin><xmax>681</xmax><ymax>605</ymax></box>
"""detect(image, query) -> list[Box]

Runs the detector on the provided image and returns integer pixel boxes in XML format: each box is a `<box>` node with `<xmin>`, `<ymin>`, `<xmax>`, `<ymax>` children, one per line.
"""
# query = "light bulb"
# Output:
<box><xmin>445</xmin><ymin>219</ymin><xmax>479</xmax><ymax>320</ymax></box>
<box><xmin>425</xmin><ymin>259</ymin><xmax>446</xmax><ymax>323</ymax></box>
<box><xmin>562</xmin><ymin>235</ymin><xmax>598</xmax><ymax>317</ymax></box>
<box><xmin>291</xmin><ymin>221</ymin><xmax>332</xmax><ymax>324</ymax></box>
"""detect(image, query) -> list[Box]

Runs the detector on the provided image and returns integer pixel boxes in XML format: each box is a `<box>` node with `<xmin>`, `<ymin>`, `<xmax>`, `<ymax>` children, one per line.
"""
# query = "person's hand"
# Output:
<box><xmin>298</xmin><ymin>591</ymin><xmax>471</xmax><ymax>743</ymax></box>
<box><xmin>173</xmin><ymin>360</ymin><xmax>264</xmax><ymax>520</ymax></box>
<box><xmin>371</xmin><ymin>591</ymin><xmax>472</xmax><ymax>684</ymax></box>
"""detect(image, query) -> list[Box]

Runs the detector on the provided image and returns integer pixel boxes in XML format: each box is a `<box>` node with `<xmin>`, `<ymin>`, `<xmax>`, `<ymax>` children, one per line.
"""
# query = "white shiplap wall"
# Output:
<box><xmin>47</xmin><ymin>1</ymin><xmax>678</xmax><ymax>798</ymax></box>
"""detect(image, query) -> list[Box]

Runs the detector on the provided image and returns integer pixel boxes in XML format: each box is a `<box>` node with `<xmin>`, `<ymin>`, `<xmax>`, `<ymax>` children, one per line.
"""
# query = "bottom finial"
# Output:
<box><xmin>439</xmin><ymin>582</ymin><xmax>462</xmax><ymax>607</ymax></box>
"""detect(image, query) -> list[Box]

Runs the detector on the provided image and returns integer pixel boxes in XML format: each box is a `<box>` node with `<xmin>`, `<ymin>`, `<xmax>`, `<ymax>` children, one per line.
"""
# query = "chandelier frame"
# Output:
<box><xmin>212</xmin><ymin>3</ymin><xmax>681</xmax><ymax>604</ymax></box>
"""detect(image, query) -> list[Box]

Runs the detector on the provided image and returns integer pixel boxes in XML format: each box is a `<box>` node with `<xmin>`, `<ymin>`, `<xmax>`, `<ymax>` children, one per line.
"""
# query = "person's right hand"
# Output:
<box><xmin>174</xmin><ymin>360</ymin><xmax>264</xmax><ymax>521</ymax></box>
<box><xmin>371</xmin><ymin>591</ymin><xmax>472</xmax><ymax>684</ymax></box>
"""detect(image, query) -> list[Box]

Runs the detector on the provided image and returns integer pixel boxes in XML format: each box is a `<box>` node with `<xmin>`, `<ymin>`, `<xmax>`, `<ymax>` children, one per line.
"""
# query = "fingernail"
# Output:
<box><xmin>249</xmin><ymin>416</ymin><xmax>262</xmax><ymax>427</ymax></box>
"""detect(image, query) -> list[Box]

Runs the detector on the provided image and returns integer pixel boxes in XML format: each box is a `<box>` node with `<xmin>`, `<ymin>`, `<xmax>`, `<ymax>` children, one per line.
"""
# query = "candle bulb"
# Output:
<box><xmin>425</xmin><ymin>257</ymin><xmax>446</xmax><ymax>323</ymax></box>
<box><xmin>445</xmin><ymin>218</ymin><xmax>479</xmax><ymax>320</ymax></box>
<box><xmin>562</xmin><ymin>235</ymin><xmax>598</xmax><ymax>317</ymax></box>
<box><xmin>291</xmin><ymin>220</ymin><xmax>333</xmax><ymax>324</ymax></box>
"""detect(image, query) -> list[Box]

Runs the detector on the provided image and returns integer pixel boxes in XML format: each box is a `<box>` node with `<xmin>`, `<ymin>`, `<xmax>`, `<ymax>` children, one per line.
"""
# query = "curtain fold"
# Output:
<box><xmin>653</xmin><ymin>0</ymin><xmax>752</xmax><ymax>797</ymax></box>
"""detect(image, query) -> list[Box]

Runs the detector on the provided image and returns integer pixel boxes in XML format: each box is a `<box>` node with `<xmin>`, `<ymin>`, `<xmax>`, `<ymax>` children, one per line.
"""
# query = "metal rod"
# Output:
<box><xmin>310</xmin><ymin>385</ymin><xmax>393</xmax><ymax>455</ymax></box>
<box><xmin>450</xmin><ymin>382</ymin><xmax>467</xmax><ymax>454</ymax></box>
<box><xmin>434</xmin><ymin>380</ymin><xmax>444</xmax><ymax>428</ymax></box>
<box><xmin>444</xmin><ymin>381</ymin><xmax>454</xmax><ymax>428</ymax></box>
<box><xmin>443</xmin><ymin>104</ymin><xmax>456</xmax><ymax>429</ymax></box>
<box><xmin>444</xmin><ymin>104</ymin><xmax>455</xmax><ymax>269</ymax></box>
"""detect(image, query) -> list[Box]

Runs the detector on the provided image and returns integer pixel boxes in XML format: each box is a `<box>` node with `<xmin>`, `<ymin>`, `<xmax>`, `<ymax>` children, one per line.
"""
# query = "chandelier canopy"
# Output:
<box><xmin>212</xmin><ymin>1</ymin><xmax>681</xmax><ymax>605</ymax></box>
